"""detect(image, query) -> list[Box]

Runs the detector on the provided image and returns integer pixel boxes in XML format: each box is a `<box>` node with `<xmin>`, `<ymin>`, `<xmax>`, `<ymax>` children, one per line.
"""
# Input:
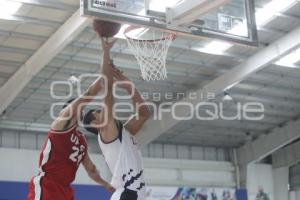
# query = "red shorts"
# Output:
<box><xmin>27</xmin><ymin>176</ymin><xmax>74</xmax><ymax>200</ymax></box>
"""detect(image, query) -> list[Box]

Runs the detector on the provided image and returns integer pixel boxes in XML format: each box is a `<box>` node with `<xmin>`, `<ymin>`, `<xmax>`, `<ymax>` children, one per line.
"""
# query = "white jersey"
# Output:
<box><xmin>98</xmin><ymin>121</ymin><xmax>146</xmax><ymax>200</ymax></box>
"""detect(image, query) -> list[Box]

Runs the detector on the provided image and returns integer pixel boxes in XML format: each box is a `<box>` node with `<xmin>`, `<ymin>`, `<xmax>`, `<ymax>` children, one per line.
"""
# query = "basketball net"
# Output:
<box><xmin>124</xmin><ymin>26</ymin><xmax>175</xmax><ymax>81</ymax></box>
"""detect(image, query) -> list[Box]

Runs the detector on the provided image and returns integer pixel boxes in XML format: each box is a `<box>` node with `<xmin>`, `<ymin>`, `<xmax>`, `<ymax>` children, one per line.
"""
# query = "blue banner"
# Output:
<box><xmin>0</xmin><ymin>181</ymin><xmax>247</xmax><ymax>200</ymax></box>
<box><xmin>0</xmin><ymin>181</ymin><xmax>111</xmax><ymax>200</ymax></box>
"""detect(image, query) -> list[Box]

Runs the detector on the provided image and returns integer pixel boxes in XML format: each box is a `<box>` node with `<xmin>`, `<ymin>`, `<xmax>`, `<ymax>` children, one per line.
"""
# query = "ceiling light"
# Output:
<box><xmin>275</xmin><ymin>48</ymin><xmax>300</xmax><ymax>68</ymax></box>
<box><xmin>114</xmin><ymin>24</ymin><xmax>130</xmax><ymax>39</ymax></box>
<box><xmin>223</xmin><ymin>92</ymin><xmax>233</xmax><ymax>101</ymax></box>
<box><xmin>256</xmin><ymin>0</ymin><xmax>296</xmax><ymax>27</ymax></box>
<box><xmin>0</xmin><ymin>0</ymin><xmax>22</xmax><ymax>18</ymax></box>
<box><xmin>68</xmin><ymin>75</ymin><xmax>79</xmax><ymax>85</ymax></box>
<box><xmin>200</xmin><ymin>40</ymin><xmax>233</xmax><ymax>55</ymax></box>
<box><xmin>115</xmin><ymin>25</ymin><xmax>150</xmax><ymax>40</ymax></box>
<box><xmin>223</xmin><ymin>81</ymin><xmax>239</xmax><ymax>91</ymax></box>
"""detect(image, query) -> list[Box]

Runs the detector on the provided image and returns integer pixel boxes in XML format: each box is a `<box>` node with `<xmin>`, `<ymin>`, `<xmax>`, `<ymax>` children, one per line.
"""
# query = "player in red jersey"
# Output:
<box><xmin>27</xmin><ymin>40</ymin><xmax>117</xmax><ymax>200</ymax></box>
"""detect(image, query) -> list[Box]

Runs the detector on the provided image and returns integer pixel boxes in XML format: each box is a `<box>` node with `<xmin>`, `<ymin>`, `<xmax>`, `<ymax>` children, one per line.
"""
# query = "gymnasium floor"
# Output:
<box><xmin>0</xmin><ymin>0</ymin><xmax>300</xmax><ymax>199</ymax></box>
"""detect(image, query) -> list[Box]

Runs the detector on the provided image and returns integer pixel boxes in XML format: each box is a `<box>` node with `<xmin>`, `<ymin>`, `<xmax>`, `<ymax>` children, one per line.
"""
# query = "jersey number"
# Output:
<box><xmin>69</xmin><ymin>146</ymin><xmax>85</xmax><ymax>164</ymax></box>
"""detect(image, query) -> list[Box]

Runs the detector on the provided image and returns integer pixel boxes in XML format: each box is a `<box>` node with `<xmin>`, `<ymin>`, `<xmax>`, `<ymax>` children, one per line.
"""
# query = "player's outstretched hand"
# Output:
<box><xmin>112</xmin><ymin>67</ymin><xmax>132</xmax><ymax>90</ymax></box>
<box><xmin>104</xmin><ymin>182</ymin><xmax>116</xmax><ymax>193</ymax></box>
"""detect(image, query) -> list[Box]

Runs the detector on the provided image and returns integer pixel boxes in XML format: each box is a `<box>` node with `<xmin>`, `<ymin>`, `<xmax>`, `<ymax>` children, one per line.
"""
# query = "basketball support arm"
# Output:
<box><xmin>165</xmin><ymin>0</ymin><xmax>231</xmax><ymax>26</ymax></box>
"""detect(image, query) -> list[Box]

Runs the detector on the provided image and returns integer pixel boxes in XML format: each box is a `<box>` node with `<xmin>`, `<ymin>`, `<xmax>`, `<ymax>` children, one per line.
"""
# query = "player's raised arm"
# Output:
<box><xmin>112</xmin><ymin>68</ymin><xmax>151</xmax><ymax>136</ymax></box>
<box><xmin>92</xmin><ymin>38</ymin><xmax>121</xmax><ymax>144</ymax></box>
<box><xmin>99</xmin><ymin>38</ymin><xmax>116</xmax><ymax>123</ymax></box>
<box><xmin>51</xmin><ymin>76</ymin><xmax>104</xmax><ymax>132</ymax></box>
<box><xmin>81</xmin><ymin>38</ymin><xmax>119</xmax><ymax>141</ymax></box>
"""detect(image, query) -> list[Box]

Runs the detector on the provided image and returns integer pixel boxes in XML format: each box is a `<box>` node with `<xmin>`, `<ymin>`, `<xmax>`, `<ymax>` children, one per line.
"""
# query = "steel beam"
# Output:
<box><xmin>137</xmin><ymin>25</ymin><xmax>300</xmax><ymax>146</ymax></box>
<box><xmin>1</xmin><ymin>15</ymin><xmax>62</xmax><ymax>28</ymax></box>
<box><xmin>10</xmin><ymin>0</ymin><xmax>77</xmax><ymax>11</ymax></box>
<box><xmin>0</xmin><ymin>9</ymin><xmax>89</xmax><ymax>114</ymax></box>
<box><xmin>238</xmin><ymin>118</ymin><xmax>300</xmax><ymax>165</ymax></box>
<box><xmin>272</xmin><ymin>140</ymin><xmax>300</xmax><ymax>168</ymax></box>
<box><xmin>0</xmin><ymin>30</ymin><xmax>46</xmax><ymax>42</ymax></box>
<box><xmin>2</xmin><ymin>46</ymin><xmax>300</xmax><ymax>114</ymax></box>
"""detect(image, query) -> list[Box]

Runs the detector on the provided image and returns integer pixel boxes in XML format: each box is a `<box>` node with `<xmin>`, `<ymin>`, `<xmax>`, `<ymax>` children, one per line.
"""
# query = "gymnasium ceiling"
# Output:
<box><xmin>0</xmin><ymin>0</ymin><xmax>300</xmax><ymax>148</ymax></box>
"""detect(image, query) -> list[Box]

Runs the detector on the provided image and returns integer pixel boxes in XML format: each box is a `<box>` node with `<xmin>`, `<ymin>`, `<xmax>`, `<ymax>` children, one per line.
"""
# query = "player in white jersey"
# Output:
<box><xmin>83</xmin><ymin>38</ymin><xmax>151</xmax><ymax>200</ymax></box>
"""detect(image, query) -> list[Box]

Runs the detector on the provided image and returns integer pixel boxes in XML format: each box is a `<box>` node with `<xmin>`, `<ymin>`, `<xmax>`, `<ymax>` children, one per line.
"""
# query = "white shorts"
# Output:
<box><xmin>111</xmin><ymin>188</ymin><xmax>123</xmax><ymax>200</ymax></box>
<box><xmin>110</xmin><ymin>188</ymin><xmax>146</xmax><ymax>200</ymax></box>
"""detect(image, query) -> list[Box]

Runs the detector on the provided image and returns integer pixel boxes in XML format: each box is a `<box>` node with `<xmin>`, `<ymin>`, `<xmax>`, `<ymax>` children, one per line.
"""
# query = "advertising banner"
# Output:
<box><xmin>146</xmin><ymin>186</ymin><xmax>237</xmax><ymax>200</ymax></box>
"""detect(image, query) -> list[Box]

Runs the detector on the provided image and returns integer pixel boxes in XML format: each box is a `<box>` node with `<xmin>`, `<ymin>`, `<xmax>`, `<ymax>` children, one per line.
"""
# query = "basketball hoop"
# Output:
<box><xmin>124</xmin><ymin>26</ymin><xmax>176</xmax><ymax>81</ymax></box>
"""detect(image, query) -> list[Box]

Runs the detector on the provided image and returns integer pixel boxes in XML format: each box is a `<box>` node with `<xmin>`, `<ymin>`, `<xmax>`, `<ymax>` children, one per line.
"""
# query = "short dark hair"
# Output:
<box><xmin>83</xmin><ymin>109</ymin><xmax>99</xmax><ymax>135</ymax></box>
<box><xmin>62</xmin><ymin>98</ymin><xmax>76</xmax><ymax>109</ymax></box>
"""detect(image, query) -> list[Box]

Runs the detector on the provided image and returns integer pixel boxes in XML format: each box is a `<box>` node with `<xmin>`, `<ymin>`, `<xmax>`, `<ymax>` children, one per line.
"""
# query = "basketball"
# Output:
<box><xmin>93</xmin><ymin>19</ymin><xmax>121</xmax><ymax>38</ymax></box>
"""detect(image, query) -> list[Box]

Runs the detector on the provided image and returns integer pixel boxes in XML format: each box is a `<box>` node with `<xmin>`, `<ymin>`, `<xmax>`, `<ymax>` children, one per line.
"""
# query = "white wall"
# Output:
<box><xmin>0</xmin><ymin>148</ymin><xmax>236</xmax><ymax>187</ymax></box>
<box><xmin>0</xmin><ymin>147</ymin><xmax>111</xmax><ymax>184</ymax></box>
<box><xmin>273</xmin><ymin>167</ymin><xmax>289</xmax><ymax>200</ymax></box>
<box><xmin>289</xmin><ymin>191</ymin><xmax>296</xmax><ymax>200</ymax></box>
<box><xmin>144</xmin><ymin>158</ymin><xmax>236</xmax><ymax>187</ymax></box>
<box><xmin>146</xmin><ymin>143</ymin><xmax>229</xmax><ymax>161</ymax></box>
<box><xmin>289</xmin><ymin>189</ymin><xmax>300</xmax><ymax>200</ymax></box>
<box><xmin>247</xmin><ymin>163</ymin><xmax>274</xmax><ymax>200</ymax></box>
<box><xmin>297</xmin><ymin>190</ymin><xmax>300</xmax><ymax>200</ymax></box>
<box><xmin>0</xmin><ymin>130</ymin><xmax>231</xmax><ymax>161</ymax></box>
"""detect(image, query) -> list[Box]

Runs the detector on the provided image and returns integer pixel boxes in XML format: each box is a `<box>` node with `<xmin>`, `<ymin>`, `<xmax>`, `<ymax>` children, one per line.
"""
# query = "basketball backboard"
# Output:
<box><xmin>80</xmin><ymin>0</ymin><xmax>258</xmax><ymax>46</ymax></box>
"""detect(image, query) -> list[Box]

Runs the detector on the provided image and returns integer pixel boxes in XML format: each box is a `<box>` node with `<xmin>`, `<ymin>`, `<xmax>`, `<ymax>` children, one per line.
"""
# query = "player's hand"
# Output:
<box><xmin>103</xmin><ymin>182</ymin><xmax>116</xmax><ymax>193</ymax></box>
<box><xmin>112</xmin><ymin>67</ymin><xmax>132</xmax><ymax>90</ymax></box>
<box><xmin>100</xmin><ymin>37</ymin><xmax>117</xmax><ymax>52</ymax></box>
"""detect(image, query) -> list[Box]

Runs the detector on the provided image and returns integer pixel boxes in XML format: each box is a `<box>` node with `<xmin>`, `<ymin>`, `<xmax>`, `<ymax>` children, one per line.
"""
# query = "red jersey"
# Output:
<box><xmin>28</xmin><ymin>124</ymin><xmax>88</xmax><ymax>200</ymax></box>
